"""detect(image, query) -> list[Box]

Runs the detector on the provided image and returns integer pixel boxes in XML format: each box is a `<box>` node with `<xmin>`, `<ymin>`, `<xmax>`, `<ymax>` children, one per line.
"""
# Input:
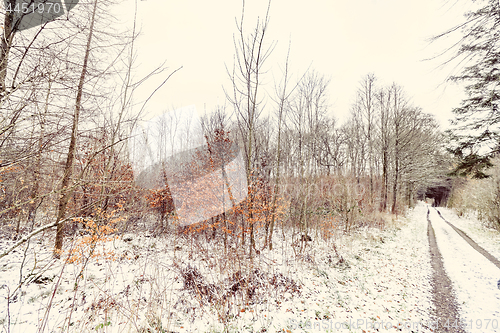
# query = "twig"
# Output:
<box><xmin>1</xmin><ymin>284</ymin><xmax>11</xmax><ymax>333</ymax></box>
<box><xmin>0</xmin><ymin>217</ymin><xmax>71</xmax><ymax>260</ymax></box>
<box><xmin>37</xmin><ymin>253</ymin><xmax>69</xmax><ymax>333</ymax></box>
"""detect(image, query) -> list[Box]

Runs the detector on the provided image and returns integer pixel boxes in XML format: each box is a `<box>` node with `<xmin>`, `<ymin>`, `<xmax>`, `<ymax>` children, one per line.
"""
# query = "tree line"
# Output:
<box><xmin>0</xmin><ymin>0</ymin><xmax>454</xmax><ymax>260</ymax></box>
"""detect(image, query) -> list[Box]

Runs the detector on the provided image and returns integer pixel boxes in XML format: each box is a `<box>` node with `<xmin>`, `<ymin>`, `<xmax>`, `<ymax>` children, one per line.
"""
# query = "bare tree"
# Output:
<box><xmin>53</xmin><ymin>0</ymin><xmax>99</xmax><ymax>256</ymax></box>
<box><xmin>314</xmin><ymin>117</ymin><xmax>345</xmax><ymax>175</ymax></box>
<box><xmin>287</xmin><ymin>69</ymin><xmax>330</xmax><ymax>245</ymax></box>
<box><xmin>267</xmin><ymin>45</ymin><xmax>298</xmax><ymax>250</ymax></box>
<box><xmin>389</xmin><ymin>84</ymin><xmax>412</xmax><ymax>214</ymax></box>
<box><xmin>376</xmin><ymin>86</ymin><xmax>392</xmax><ymax>212</ymax></box>
<box><xmin>225</xmin><ymin>0</ymin><xmax>275</xmax><ymax>256</ymax></box>
<box><xmin>358</xmin><ymin>74</ymin><xmax>377</xmax><ymax>203</ymax></box>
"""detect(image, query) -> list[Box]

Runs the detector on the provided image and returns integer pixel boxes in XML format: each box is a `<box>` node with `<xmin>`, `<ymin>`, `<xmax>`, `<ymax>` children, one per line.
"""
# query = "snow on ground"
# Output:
<box><xmin>428</xmin><ymin>207</ymin><xmax>500</xmax><ymax>333</ymax></box>
<box><xmin>437</xmin><ymin>207</ymin><xmax>500</xmax><ymax>261</ymax></box>
<box><xmin>256</xmin><ymin>204</ymin><xmax>433</xmax><ymax>332</ymax></box>
<box><xmin>0</xmin><ymin>206</ymin><xmax>434</xmax><ymax>333</ymax></box>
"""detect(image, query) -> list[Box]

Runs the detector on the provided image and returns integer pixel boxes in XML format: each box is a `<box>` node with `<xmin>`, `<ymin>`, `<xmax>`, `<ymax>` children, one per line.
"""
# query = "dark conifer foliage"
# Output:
<box><xmin>443</xmin><ymin>0</ymin><xmax>500</xmax><ymax>177</ymax></box>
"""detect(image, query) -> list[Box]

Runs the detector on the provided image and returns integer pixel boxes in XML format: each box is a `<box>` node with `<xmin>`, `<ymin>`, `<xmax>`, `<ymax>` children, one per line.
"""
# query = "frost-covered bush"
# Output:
<box><xmin>448</xmin><ymin>157</ymin><xmax>500</xmax><ymax>229</ymax></box>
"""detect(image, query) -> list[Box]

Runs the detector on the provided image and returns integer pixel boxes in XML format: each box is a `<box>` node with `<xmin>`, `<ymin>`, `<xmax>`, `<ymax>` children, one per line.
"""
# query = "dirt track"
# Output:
<box><xmin>427</xmin><ymin>208</ymin><xmax>466</xmax><ymax>333</ymax></box>
<box><xmin>435</xmin><ymin>208</ymin><xmax>500</xmax><ymax>270</ymax></box>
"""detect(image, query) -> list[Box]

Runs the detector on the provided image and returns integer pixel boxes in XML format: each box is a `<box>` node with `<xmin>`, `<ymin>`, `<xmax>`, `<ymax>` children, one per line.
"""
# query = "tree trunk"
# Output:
<box><xmin>54</xmin><ymin>0</ymin><xmax>98</xmax><ymax>257</ymax></box>
<box><xmin>381</xmin><ymin>149</ymin><xmax>388</xmax><ymax>211</ymax></box>
<box><xmin>20</xmin><ymin>83</ymin><xmax>50</xmax><ymax>239</ymax></box>
<box><xmin>391</xmin><ymin>153</ymin><xmax>399</xmax><ymax>214</ymax></box>
<box><xmin>0</xmin><ymin>0</ymin><xmax>15</xmax><ymax>98</ymax></box>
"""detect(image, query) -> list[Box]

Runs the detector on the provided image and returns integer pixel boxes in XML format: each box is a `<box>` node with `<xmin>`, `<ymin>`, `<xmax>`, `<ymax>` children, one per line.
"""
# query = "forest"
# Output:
<box><xmin>1</xmin><ymin>0</ymin><xmax>500</xmax><ymax>332</ymax></box>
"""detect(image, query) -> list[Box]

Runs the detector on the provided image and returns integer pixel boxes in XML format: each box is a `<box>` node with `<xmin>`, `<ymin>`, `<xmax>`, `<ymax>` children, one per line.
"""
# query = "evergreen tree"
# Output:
<box><xmin>444</xmin><ymin>0</ymin><xmax>500</xmax><ymax>178</ymax></box>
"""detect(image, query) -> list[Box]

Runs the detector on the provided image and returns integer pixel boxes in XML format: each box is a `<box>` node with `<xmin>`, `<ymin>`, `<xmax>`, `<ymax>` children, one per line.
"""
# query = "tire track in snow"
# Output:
<box><xmin>427</xmin><ymin>208</ymin><xmax>466</xmax><ymax>333</ymax></box>
<box><xmin>428</xmin><ymin>207</ymin><xmax>500</xmax><ymax>333</ymax></box>
<box><xmin>434</xmin><ymin>208</ymin><xmax>500</xmax><ymax>270</ymax></box>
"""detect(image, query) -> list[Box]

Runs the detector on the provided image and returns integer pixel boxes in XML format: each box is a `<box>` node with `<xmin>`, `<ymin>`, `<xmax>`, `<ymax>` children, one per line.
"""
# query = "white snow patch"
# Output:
<box><xmin>0</xmin><ymin>206</ymin><xmax>435</xmax><ymax>333</ymax></box>
<box><xmin>438</xmin><ymin>207</ymin><xmax>500</xmax><ymax>261</ymax></box>
<box><xmin>429</xmin><ymin>207</ymin><xmax>500</xmax><ymax>333</ymax></box>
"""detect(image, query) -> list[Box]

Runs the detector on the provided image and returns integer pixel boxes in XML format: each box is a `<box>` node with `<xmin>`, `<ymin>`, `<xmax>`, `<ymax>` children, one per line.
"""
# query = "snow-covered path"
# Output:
<box><xmin>428</xmin><ymin>207</ymin><xmax>500</xmax><ymax>333</ymax></box>
<box><xmin>2</xmin><ymin>203</ymin><xmax>500</xmax><ymax>332</ymax></box>
<box><xmin>0</xmin><ymin>205</ymin><xmax>436</xmax><ymax>333</ymax></box>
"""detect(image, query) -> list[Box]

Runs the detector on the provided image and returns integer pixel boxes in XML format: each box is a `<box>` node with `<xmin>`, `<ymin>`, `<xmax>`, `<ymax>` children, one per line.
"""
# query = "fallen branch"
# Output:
<box><xmin>0</xmin><ymin>216</ymin><xmax>73</xmax><ymax>260</ymax></box>
<box><xmin>0</xmin><ymin>181</ymin><xmax>132</xmax><ymax>260</ymax></box>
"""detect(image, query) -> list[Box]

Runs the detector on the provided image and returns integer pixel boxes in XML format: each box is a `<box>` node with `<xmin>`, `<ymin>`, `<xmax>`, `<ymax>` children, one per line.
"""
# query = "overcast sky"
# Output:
<box><xmin>117</xmin><ymin>0</ymin><xmax>474</xmax><ymax>129</ymax></box>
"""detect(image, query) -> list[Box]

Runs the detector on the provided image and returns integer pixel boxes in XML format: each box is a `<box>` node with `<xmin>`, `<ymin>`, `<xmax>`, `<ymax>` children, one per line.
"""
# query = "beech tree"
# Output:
<box><xmin>398</xmin><ymin>113</ymin><xmax>444</xmax><ymax>206</ymax></box>
<box><xmin>286</xmin><ymin>69</ymin><xmax>330</xmax><ymax>243</ymax></box>
<box><xmin>344</xmin><ymin>102</ymin><xmax>367</xmax><ymax>182</ymax></box>
<box><xmin>0</xmin><ymin>0</ymin><xmax>171</xmax><ymax>258</ymax></box>
<box><xmin>0</xmin><ymin>5</ymin><xmax>87</xmax><ymax>238</ymax></box>
<box><xmin>357</xmin><ymin>74</ymin><xmax>377</xmax><ymax>202</ymax></box>
<box><xmin>225</xmin><ymin>0</ymin><xmax>274</xmax><ymax>256</ymax></box>
<box><xmin>341</xmin><ymin>77</ymin><xmax>447</xmax><ymax>213</ymax></box>
<box><xmin>376</xmin><ymin>85</ymin><xmax>392</xmax><ymax>211</ymax></box>
<box><xmin>54</xmin><ymin>0</ymin><xmax>99</xmax><ymax>256</ymax></box>
<box><xmin>313</xmin><ymin>117</ymin><xmax>345</xmax><ymax>175</ymax></box>
<box><xmin>266</xmin><ymin>47</ymin><xmax>293</xmax><ymax>250</ymax></box>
